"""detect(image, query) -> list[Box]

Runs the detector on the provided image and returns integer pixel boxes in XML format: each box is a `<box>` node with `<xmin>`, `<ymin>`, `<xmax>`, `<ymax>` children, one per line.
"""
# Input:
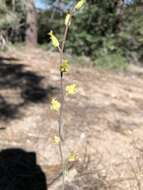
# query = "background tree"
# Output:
<box><xmin>0</xmin><ymin>0</ymin><xmax>26</xmax><ymax>43</ymax></box>
<box><xmin>0</xmin><ymin>0</ymin><xmax>17</xmax><ymax>29</ymax></box>
<box><xmin>26</xmin><ymin>0</ymin><xmax>37</xmax><ymax>46</ymax></box>
<box><xmin>1</xmin><ymin>0</ymin><xmax>143</xmax><ymax>68</ymax></box>
<box><xmin>114</xmin><ymin>0</ymin><xmax>125</xmax><ymax>33</ymax></box>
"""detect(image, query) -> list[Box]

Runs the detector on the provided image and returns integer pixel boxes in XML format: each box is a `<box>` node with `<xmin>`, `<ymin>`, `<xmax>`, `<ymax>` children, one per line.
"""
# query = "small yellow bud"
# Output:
<box><xmin>53</xmin><ymin>135</ymin><xmax>61</xmax><ymax>145</ymax></box>
<box><xmin>60</xmin><ymin>59</ymin><xmax>70</xmax><ymax>73</ymax></box>
<box><xmin>48</xmin><ymin>30</ymin><xmax>59</xmax><ymax>48</ymax></box>
<box><xmin>68</xmin><ymin>152</ymin><xmax>78</xmax><ymax>162</ymax></box>
<box><xmin>50</xmin><ymin>98</ymin><xmax>61</xmax><ymax>111</ymax></box>
<box><xmin>65</xmin><ymin>13</ymin><xmax>71</xmax><ymax>26</ymax></box>
<box><xmin>66</xmin><ymin>84</ymin><xmax>77</xmax><ymax>95</ymax></box>
<box><xmin>75</xmin><ymin>0</ymin><xmax>86</xmax><ymax>10</ymax></box>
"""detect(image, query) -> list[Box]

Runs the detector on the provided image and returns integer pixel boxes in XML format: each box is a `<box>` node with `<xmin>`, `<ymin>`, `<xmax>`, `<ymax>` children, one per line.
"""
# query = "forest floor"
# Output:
<box><xmin>0</xmin><ymin>47</ymin><xmax>143</xmax><ymax>189</ymax></box>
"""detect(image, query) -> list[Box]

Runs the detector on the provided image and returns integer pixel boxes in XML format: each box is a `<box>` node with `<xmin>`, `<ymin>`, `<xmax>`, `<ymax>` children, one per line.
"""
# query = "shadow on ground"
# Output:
<box><xmin>0</xmin><ymin>148</ymin><xmax>47</xmax><ymax>190</ymax></box>
<box><xmin>0</xmin><ymin>56</ymin><xmax>58</xmax><ymax>121</ymax></box>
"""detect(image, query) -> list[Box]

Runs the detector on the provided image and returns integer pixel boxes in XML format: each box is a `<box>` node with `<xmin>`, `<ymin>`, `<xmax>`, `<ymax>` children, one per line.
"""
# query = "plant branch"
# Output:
<box><xmin>57</xmin><ymin>10</ymin><xmax>74</xmax><ymax>190</ymax></box>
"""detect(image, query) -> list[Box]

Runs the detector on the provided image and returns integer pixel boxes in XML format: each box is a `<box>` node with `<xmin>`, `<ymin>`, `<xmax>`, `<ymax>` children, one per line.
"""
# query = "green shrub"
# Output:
<box><xmin>94</xmin><ymin>52</ymin><xmax>128</xmax><ymax>70</ymax></box>
<box><xmin>37</xmin><ymin>1</ymin><xmax>143</xmax><ymax>69</ymax></box>
<box><xmin>120</xmin><ymin>6</ymin><xmax>143</xmax><ymax>65</ymax></box>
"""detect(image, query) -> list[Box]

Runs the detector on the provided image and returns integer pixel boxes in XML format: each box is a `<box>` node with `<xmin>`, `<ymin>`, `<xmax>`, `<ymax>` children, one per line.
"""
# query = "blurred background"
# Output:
<box><xmin>0</xmin><ymin>0</ymin><xmax>143</xmax><ymax>70</ymax></box>
<box><xmin>1</xmin><ymin>1</ymin><xmax>143</xmax><ymax>189</ymax></box>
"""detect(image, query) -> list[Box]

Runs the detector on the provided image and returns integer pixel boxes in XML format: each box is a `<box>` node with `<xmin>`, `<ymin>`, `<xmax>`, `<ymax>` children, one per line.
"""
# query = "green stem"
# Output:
<box><xmin>59</xmin><ymin>141</ymin><xmax>65</xmax><ymax>190</ymax></box>
<box><xmin>57</xmin><ymin>10</ymin><xmax>74</xmax><ymax>190</ymax></box>
<box><xmin>58</xmin><ymin>71</ymin><xmax>64</xmax><ymax>141</ymax></box>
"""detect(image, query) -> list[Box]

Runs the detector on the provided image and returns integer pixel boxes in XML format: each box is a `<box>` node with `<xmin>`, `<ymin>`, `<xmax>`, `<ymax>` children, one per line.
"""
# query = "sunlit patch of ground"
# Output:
<box><xmin>0</xmin><ymin>47</ymin><xmax>143</xmax><ymax>189</ymax></box>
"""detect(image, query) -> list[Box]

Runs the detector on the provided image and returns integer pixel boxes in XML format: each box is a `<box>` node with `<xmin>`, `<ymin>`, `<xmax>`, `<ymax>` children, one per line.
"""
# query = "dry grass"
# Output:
<box><xmin>0</xmin><ymin>47</ymin><xmax>143</xmax><ymax>189</ymax></box>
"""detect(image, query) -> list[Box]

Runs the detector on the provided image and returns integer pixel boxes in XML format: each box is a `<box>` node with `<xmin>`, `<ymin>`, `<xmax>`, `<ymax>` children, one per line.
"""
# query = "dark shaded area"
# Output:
<box><xmin>0</xmin><ymin>148</ymin><xmax>47</xmax><ymax>190</ymax></box>
<box><xmin>0</xmin><ymin>95</ymin><xmax>18</xmax><ymax>119</ymax></box>
<box><xmin>0</xmin><ymin>56</ymin><xmax>58</xmax><ymax>121</ymax></box>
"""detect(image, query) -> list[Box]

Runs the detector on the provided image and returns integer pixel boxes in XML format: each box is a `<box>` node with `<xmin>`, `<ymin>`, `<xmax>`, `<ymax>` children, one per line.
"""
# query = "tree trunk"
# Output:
<box><xmin>26</xmin><ymin>0</ymin><xmax>37</xmax><ymax>47</ymax></box>
<box><xmin>12</xmin><ymin>0</ymin><xmax>15</xmax><ymax>11</ymax></box>
<box><xmin>115</xmin><ymin>0</ymin><xmax>124</xmax><ymax>33</ymax></box>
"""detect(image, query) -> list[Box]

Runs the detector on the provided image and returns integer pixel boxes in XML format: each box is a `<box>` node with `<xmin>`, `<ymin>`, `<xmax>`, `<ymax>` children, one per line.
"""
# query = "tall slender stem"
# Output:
<box><xmin>59</xmin><ymin>142</ymin><xmax>65</xmax><ymax>190</ymax></box>
<box><xmin>62</xmin><ymin>25</ymin><xmax>69</xmax><ymax>51</ymax></box>
<box><xmin>58</xmin><ymin>23</ymin><xmax>70</xmax><ymax>141</ymax></box>
<box><xmin>57</xmin><ymin>11</ymin><xmax>73</xmax><ymax>190</ymax></box>
<box><xmin>58</xmin><ymin>71</ymin><xmax>64</xmax><ymax>141</ymax></box>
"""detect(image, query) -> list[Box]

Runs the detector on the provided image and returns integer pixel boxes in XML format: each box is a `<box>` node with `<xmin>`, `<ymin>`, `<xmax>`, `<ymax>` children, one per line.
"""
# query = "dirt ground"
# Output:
<box><xmin>0</xmin><ymin>47</ymin><xmax>143</xmax><ymax>189</ymax></box>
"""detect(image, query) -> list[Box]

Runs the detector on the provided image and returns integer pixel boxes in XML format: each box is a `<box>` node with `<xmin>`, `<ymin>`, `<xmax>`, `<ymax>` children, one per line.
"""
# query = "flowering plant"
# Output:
<box><xmin>49</xmin><ymin>1</ymin><xmax>86</xmax><ymax>189</ymax></box>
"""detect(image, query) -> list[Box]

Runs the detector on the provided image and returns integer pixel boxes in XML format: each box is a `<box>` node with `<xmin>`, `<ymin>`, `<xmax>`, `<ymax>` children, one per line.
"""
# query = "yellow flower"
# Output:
<box><xmin>50</xmin><ymin>98</ymin><xmax>61</xmax><ymax>111</ymax></box>
<box><xmin>48</xmin><ymin>30</ymin><xmax>59</xmax><ymax>48</ymax></box>
<box><xmin>66</xmin><ymin>84</ymin><xmax>77</xmax><ymax>95</ymax></box>
<box><xmin>75</xmin><ymin>0</ymin><xmax>86</xmax><ymax>10</ymax></box>
<box><xmin>60</xmin><ymin>59</ymin><xmax>70</xmax><ymax>73</ymax></box>
<box><xmin>65</xmin><ymin>13</ymin><xmax>71</xmax><ymax>26</ymax></box>
<box><xmin>68</xmin><ymin>152</ymin><xmax>78</xmax><ymax>162</ymax></box>
<box><xmin>53</xmin><ymin>135</ymin><xmax>60</xmax><ymax>145</ymax></box>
